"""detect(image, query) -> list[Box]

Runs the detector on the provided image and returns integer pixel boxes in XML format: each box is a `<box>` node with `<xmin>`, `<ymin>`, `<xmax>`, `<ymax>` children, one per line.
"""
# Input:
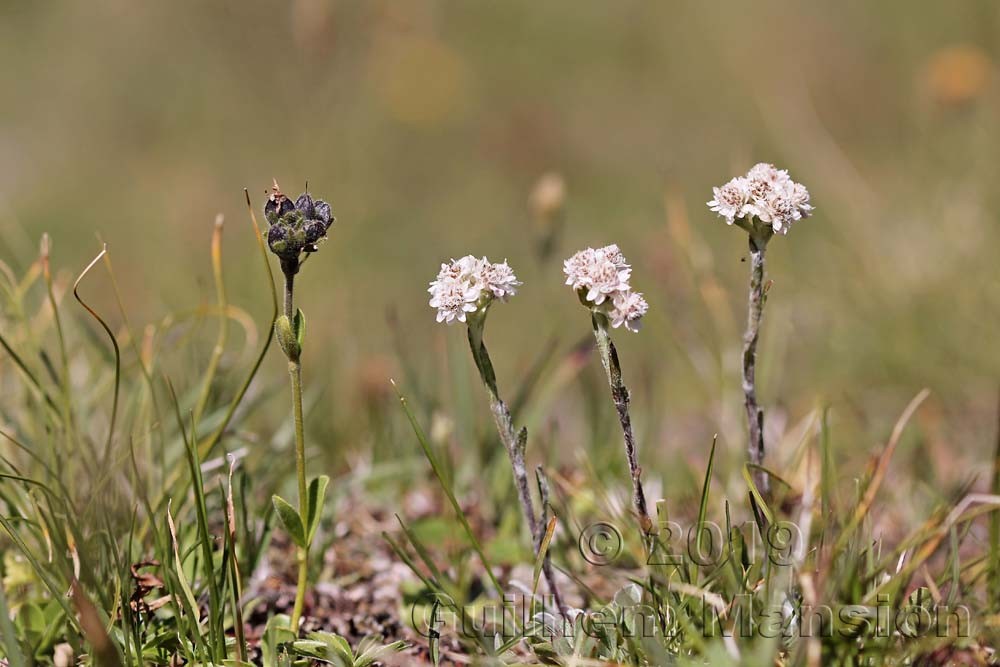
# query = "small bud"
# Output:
<box><xmin>304</xmin><ymin>219</ymin><xmax>326</xmax><ymax>249</ymax></box>
<box><xmin>268</xmin><ymin>224</ymin><xmax>305</xmax><ymax>260</ymax></box>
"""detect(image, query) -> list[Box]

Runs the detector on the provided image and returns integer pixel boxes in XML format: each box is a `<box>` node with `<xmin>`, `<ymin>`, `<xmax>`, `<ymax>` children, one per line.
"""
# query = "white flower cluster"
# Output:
<box><xmin>707</xmin><ymin>163</ymin><xmax>813</xmax><ymax>234</ymax></box>
<box><xmin>428</xmin><ymin>255</ymin><xmax>521</xmax><ymax>324</ymax></box>
<box><xmin>563</xmin><ymin>244</ymin><xmax>648</xmax><ymax>333</ymax></box>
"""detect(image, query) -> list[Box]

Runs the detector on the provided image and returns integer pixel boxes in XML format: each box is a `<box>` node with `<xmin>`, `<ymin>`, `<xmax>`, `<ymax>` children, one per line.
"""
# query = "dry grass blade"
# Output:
<box><xmin>192</xmin><ymin>214</ymin><xmax>229</xmax><ymax>428</ymax></box>
<box><xmin>832</xmin><ymin>388</ymin><xmax>930</xmax><ymax>556</ymax></box>
<box><xmin>73</xmin><ymin>244</ymin><xmax>121</xmax><ymax>464</ymax></box>
<box><xmin>71</xmin><ymin>580</ymin><xmax>123</xmax><ymax>667</ymax></box>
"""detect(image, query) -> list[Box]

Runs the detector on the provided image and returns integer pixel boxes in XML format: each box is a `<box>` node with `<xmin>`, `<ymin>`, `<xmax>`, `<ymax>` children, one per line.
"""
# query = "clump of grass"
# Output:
<box><xmin>0</xmin><ymin>191</ymin><xmax>399</xmax><ymax>665</ymax></box>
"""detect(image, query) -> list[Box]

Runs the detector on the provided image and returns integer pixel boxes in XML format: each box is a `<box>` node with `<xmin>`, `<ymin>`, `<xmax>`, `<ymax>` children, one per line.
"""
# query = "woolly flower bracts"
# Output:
<box><xmin>564</xmin><ymin>244</ymin><xmax>648</xmax><ymax>332</ymax></box>
<box><xmin>428</xmin><ymin>255</ymin><xmax>521</xmax><ymax>324</ymax></box>
<box><xmin>707</xmin><ymin>163</ymin><xmax>813</xmax><ymax>235</ymax></box>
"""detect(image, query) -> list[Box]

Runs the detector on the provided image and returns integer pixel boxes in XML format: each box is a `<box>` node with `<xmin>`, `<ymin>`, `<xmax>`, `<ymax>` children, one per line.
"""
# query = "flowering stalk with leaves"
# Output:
<box><xmin>265</xmin><ymin>181</ymin><xmax>335</xmax><ymax>632</ymax></box>
<box><xmin>428</xmin><ymin>256</ymin><xmax>565</xmax><ymax>612</ymax></box>
<box><xmin>708</xmin><ymin>163</ymin><xmax>813</xmax><ymax>498</ymax></box>
<box><xmin>563</xmin><ymin>245</ymin><xmax>652</xmax><ymax>534</ymax></box>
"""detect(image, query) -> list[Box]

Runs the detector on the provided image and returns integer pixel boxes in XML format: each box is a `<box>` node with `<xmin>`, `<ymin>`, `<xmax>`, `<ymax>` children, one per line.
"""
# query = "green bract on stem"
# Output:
<box><xmin>707</xmin><ymin>162</ymin><xmax>814</xmax><ymax>502</ymax></box>
<box><xmin>264</xmin><ymin>182</ymin><xmax>335</xmax><ymax>633</ymax></box>
<box><xmin>429</xmin><ymin>256</ymin><xmax>566</xmax><ymax>613</ymax></box>
<box><xmin>564</xmin><ymin>245</ymin><xmax>651</xmax><ymax>535</ymax></box>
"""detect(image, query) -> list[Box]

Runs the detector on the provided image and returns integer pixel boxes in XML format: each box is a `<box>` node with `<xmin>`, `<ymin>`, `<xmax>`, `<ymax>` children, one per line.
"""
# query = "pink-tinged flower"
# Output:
<box><xmin>563</xmin><ymin>246</ymin><xmax>632</xmax><ymax>305</ymax></box>
<box><xmin>428</xmin><ymin>255</ymin><xmax>522</xmax><ymax>324</ymax></box>
<box><xmin>707</xmin><ymin>177</ymin><xmax>752</xmax><ymax>225</ymax></box>
<box><xmin>610</xmin><ymin>290</ymin><xmax>649</xmax><ymax>332</ymax></box>
<box><xmin>564</xmin><ymin>244</ymin><xmax>647</xmax><ymax>332</ymax></box>
<box><xmin>708</xmin><ymin>163</ymin><xmax>813</xmax><ymax>234</ymax></box>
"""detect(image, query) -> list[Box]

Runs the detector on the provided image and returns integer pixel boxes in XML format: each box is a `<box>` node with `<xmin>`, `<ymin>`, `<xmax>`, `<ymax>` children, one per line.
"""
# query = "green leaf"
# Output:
<box><xmin>694</xmin><ymin>435</ymin><xmax>717</xmax><ymax>577</ymax></box>
<box><xmin>272</xmin><ymin>495</ymin><xmax>306</xmax><ymax>548</ymax></box>
<box><xmin>275</xmin><ymin>315</ymin><xmax>300</xmax><ymax>361</ymax></box>
<box><xmin>305</xmin><ymin>475</ymin><xmax>329</xmax><ymax>545</ymax></box>
<box><xmin>308</xmin><ymin>630</ymin><xmax>353</xmax><ymax>658</ymax></box>
<box><xmin>262</xmin><ymin>614</ymin><xmax>297</xmax><ymax>667</ymax></box>
<box><xmin>294</xmin><ymin>308</ymin><xmax>306</xmax><ymax>348</ymax></box>
<box><xmin>0</xmin><ymin>569</ymin><xmax>25</xmax><ymax>667</ymax></box>
<box><xmin>292</xmin><ymin>631</ymin><xmax>354</xmax><ymax>664</ymax></box>
<box><xmin>166</xmin><ymin>504</ymin><xmax>201</xmax><ymax>625</ymax></box>
<box><xmin>742</xmin><ymin>464</ymin><xmax>774</xmax><ymax>526</ymax></box>
<box><xmin>355</xmin><ymin>635</ymin><xmax>407</xmax><ymax>667</ymax></box>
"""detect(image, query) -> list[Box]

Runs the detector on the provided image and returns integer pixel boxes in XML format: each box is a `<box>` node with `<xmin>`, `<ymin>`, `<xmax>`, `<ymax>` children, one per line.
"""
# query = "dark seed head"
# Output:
<box><xmin>265</xmin><ymin>182</ymin><xmax>334</xmax><ymax>261</ymax></box>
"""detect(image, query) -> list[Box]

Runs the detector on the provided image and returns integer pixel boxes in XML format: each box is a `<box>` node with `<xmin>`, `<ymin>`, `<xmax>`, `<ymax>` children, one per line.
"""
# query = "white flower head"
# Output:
<box><xmin>428</xmin><ymin>255</ymin><xmax>521</xmax><ymax>324</ymax></box>
<box><xmin>563</xmin><ymin>245</ymin><xmax>631</xmax><ymax>305</ymax></box>
<box><xmin>610</xmin><ymin>290</ymin><xmax>649</xmax><ymax>333</ymax></box>
<box><xmin>707</xmin><ymin>177</ymin><xmax>752</xmax><ymax>225</ymax></box>
<box><xmin>564</xmin><ymin>244</ymin><xmax>647</xmax><ymax>333</ymax></box>
<box><xmin>707</xmin><ymin>163</ymin><xmax>813</xmax><ymax>235</ymax></box>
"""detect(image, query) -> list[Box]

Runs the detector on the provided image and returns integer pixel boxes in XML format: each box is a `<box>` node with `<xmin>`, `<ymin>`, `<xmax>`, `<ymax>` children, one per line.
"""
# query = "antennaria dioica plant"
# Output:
<box><xmin>563</xmin><ymin>244</ymin><xmax>652</xmax><ymax>534</ymax></box>
<box><xmin>707</xmin><ymin>163</ymin><xmax>813</xmax><ymax>498</ymax></box>
<box><xmin>428</xmin><ymin>255</ymin><xmax>567</xmax><ymax>613</ymax></box>
<box><xmin>264</xmin><ymin>181</ymin><xmax>336</xmax><ymax>632</ymax></box>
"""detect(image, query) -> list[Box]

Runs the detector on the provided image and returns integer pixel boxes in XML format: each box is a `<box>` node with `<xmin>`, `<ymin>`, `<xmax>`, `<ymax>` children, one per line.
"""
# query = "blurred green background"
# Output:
<box><xmin>2</xmin><ymin>1</ymin><xmax>999</xmax><ymax>502</ymax></box>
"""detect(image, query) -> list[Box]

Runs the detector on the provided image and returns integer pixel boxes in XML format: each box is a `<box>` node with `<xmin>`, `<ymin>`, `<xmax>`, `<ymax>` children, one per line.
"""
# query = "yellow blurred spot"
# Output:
<box><xmin>369</xmin><ymin>33</ymin><xmax>470</xmax><ymax>126</ymax></box>
<box><xmin>923</xmin><ymin>44</ymin><xmax>993</xmax><ymax>107</ymax></box>
<box><xmin>530</xmin><ymin>171</ymin><xmax>566</xmax><ymax>225</ymax></box>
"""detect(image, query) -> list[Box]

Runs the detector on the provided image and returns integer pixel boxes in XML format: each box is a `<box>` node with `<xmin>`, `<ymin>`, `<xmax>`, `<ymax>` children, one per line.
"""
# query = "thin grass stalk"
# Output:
<box><xmin>590</xmin><ymin>311</ymin><xmax>651</xmax><ymax>534</ymax></box>
<box><xmin>193</xmin><ymin>215</ymin><xmax>230</xmax><ymax>427</ymax></box>
<box><xmin>392</xmin><ymin>380</ymin><xmax>506</xmax><ymax>598</ymax></box>
<box><xmin>167</xmin><ymin>380</ymin><xmax>224</xmax><ymax>660</ymax></box>
<box><xmin>742</xmin><ymin>235</ymin><xmax>770</xmax><ymax>497</ymax></box>
<box><xmin>224</xmin><ymin>457</ymin><xmax>248</xmax><ymax>663</ymax></box>
<box><xmin>40</xmin><ymin>235</ymin><xmax>75</xmax><ymax>438</ymax></box>
<box><xmin>73</xmin><ymin>246</ymin><xmax>121</xmax><ymax>466</ymax></box>
<box><xmin>466</xmin><ymin>321</ymin><xmax>566</xmax><ymax>613</ymax></box>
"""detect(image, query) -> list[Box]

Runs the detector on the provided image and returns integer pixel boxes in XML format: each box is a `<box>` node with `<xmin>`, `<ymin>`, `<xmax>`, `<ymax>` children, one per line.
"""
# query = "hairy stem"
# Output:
<box><xmin>742</xmin><ymin>235</ymin><xmax>771</xmax><ymax>497</ymax></box>
<box><xmin>591</xmin><ymin>313</ymin><xmax>652</xmax><ymax>535</ymax></box>
<box><xmin>284</xmin><ymin>264</ymin><xmax>309</xmax><ymax>631</ymax></box>
<box><xmin>467</xmin><ymin>322</ymin><xmax>566</xmax><ymax>613</ymax></box>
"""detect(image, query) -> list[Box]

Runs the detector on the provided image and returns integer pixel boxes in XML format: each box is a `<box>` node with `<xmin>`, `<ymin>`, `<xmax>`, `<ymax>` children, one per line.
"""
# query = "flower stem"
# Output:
<box><xmin>467</xmin><ymin>322</ymin><xmax>566</xmax><ymax>614</ymax></box>
<box><xmin>591</xmin><ymin>312</ymin><xmax>652</xmax><ymax>535</ymax></box>
<box><xmin>283</xmin><ymin>263</ymin><xmax>310</xmax><ymax>631</ymax></box>
<box><xmin>742</xmin><ymin>235</ymin><xmax>770</xmax><ymax>497</ymax></box>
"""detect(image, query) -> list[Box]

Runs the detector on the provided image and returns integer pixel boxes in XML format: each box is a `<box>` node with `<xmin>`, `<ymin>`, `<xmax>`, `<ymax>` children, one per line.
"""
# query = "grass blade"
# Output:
<box><xmin>391</xmin><ymin>379</ymin><xmax>505</xmax><ymax>599</ymax></box>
